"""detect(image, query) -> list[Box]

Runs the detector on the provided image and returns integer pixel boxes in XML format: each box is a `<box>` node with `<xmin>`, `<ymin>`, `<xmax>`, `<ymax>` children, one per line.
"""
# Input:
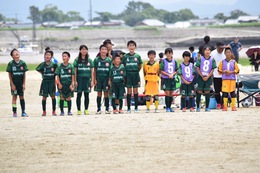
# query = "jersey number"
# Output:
<box><xmin>184</xmin><ymin>67</ymin><xmax>191</xmax><ymax>78</ymax></box>
<box><xmin>203</xmin><ymin>60</ymin><xmax>210</xmax><ymax>72</ymax></box>
<box><xmin>167</xmin><ymin>63</ymin><xmax>174</xmax><ymax>73</ymax></box>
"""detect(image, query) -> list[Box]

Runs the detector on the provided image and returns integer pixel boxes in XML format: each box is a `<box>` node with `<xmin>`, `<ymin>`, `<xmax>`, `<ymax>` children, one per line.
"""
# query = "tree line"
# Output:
<box><xmin>0</xmin><ymin>1</ymin><xmax>250</xmax><ymax>27</ymax></box>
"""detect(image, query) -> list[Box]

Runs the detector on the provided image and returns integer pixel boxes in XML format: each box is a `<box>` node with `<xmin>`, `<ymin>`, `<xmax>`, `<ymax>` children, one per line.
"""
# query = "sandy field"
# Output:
<box><xmin>0</xmin><ymin>63</ymin><xmax>260</xmax><ymax>173</ymax></box>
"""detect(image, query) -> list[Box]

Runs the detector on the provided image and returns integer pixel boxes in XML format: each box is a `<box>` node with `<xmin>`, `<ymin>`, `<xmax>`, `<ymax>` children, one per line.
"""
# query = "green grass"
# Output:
<box><xmin>0</xmin><ymin>64</ymin><xmax>38</xmax><ymax>72</ymax></box>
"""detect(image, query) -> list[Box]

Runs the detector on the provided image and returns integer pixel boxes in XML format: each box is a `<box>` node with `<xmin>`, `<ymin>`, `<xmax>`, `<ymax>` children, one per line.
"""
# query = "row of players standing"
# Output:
<box><xmin>6</xmin><ymin>38</ymin><xmax>239</xmax><ymax>117</ymax></box>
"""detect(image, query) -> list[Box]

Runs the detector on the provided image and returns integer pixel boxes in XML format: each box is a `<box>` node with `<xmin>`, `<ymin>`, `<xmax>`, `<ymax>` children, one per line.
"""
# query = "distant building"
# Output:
<box><xmin>189</xmin><ymin>19</ymin><xmax>223</xmax><ymax>27</ymax></box>
<box><xmin>84</xmin><ymin>21</ymin><xmax>102</xmax><ymax>27</ymax></box>
<box><xmin>136</xmin><ymin>19</ymin><xmax>165</xmax><ymax>27</ymax></box>
<box><xmin>42</xmin><ymin>21</ymin><xmax>59</xmax><ymax>28</ymax></box>
<box><xmin>237</xmin><ymin>16</ymin><xmax>259</xmax><ymax>23</ymax></box>
<box><xmin>165</xmin><ymin>21</ymin><xmax>191</xmax><ymax>28</ymax></box>
<box><xmin>55</xmin><ymin>21</ymin><xmax>85</xmax><ymax>28</ymax></box>
<box><xmin>224</xmin><ymin>19</ymin><xmax>239</xmax><ymax>25</ymax></box>
<box><xmin>102</xmin><ymin>20</ymin><xmax>126</xmax><ymax>27</ymax></box>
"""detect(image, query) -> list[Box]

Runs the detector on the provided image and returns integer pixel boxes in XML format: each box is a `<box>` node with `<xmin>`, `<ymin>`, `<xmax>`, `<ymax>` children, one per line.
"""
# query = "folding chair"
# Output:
<box><xmin>237</xmin><ymin>74</ymin><xmax>260</xmax><ymax>107</ymax></box>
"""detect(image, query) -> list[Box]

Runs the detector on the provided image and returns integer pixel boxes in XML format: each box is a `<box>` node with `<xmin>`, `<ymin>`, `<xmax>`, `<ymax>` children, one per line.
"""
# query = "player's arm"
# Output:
<box><xmin>234</xmin><ymin>62</ymin><xmax>240</xmax><ymax>74</ymax></box>
<box><xmin>74</xmin><ymin>67</ymin><xmax>78</xmax><ymax>87</ymax></box>
<box><xmin>70</xmin><ymin>74</ymin><xmax>75</xmax><ymax>91</ymax></box>
<box><xmin>22</xmin><ymin>72</ymin><xmax>26</xmax><ymax>91</ymax></box>
<box><xmin>8</xmin><ymin>72</ymin><xmax>16</xmax><ymax>91</ymax></box>
<box><xmin>143</xmin><ymin>63</ymin><xmax>146</xmax><ymax>77</ymax></box>
<box><xmin>218</xmin><ymin>61</ymin><xmax>223</xmax><ymax>75</ymax></box>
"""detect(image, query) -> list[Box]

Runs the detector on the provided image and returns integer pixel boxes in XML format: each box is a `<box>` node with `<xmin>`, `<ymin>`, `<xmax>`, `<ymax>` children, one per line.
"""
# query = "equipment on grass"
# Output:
<box><xmin>241</xmin><ymin>97</ymin><xmax>253</xmax><ymax>108</ymax></box>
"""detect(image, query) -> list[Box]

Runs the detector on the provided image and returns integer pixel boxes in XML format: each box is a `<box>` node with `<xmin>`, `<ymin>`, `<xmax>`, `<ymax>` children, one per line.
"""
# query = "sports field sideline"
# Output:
<box><xmin>0</xmin><ymin>61</ymin><xmax>260</xmax><ymax>172</ymax></box>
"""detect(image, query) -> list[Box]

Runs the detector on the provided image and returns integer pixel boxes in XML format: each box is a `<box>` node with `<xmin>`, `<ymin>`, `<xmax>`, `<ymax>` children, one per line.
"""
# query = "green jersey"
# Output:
<box><xmin>93</xmin><ymin>56</ymin><xmax>111</xmax><ymax>77</ymax></box>
<box><xmin>73</xmin><ymin>57</ymin><xmax>93</xmax><ymax>78</ymax></box>
<box><xmin>36</xmin><ymin>61</ymin><xmax>57</xmax><ymax>80</ymax></box>
<box><xmin>6</xmin><ymin>60</ymin><xmax>28</xmax><ymax>80</ymax></box>
<box><xmin>109</xmin><ymin>64</ymin><xmax>126</xmax><ymax>83</ymax></box>
<box><xmin>55</xmin><ymin>63</ymin><xmax>75</xmax><ymax>83</ymax></box>
<box><xmin>122</xmin><ymin>53</ymin><xmax>142</xmax><ymax>73</ymax></box>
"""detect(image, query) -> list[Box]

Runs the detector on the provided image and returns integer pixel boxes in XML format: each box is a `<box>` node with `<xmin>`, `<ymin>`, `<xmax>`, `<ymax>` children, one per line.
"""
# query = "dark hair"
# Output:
<box><xmin>224</xmin><ymin>47</ymin><xmax>232</xmax><ymax>53</ymax></box>
<box><xmin>204</xmin><ymin>36</ymin><xmax>210</xmax><ymax>43</ymax></box>
<box><xmin>113</xmin><ymin>54</ymin><xmax>121</xmax><ymax>60</ymax></box>
<box><xmin>147</xmin><ymin>50</ymin><xmax>156</xmax><ymax>56</ymax></box>
<box><xmin>189</xmin><ymin>46</ymin><xmax>194</xmax><ymax>51</ymax></box>
<box><xmin>99</xmin><ymin>44</ymin><xmax>107</xmax><ymax>50</ymax></box>
<box><xmin>44</xmin><ymin>50</ymin><xmax>53</xmax><ymax>57</ymax></box>
<box><xmin>127</xmin><ymin>40</ymin><xmax>137</xmax><ymax>47</ymax></box>
<box><xmin>78</xmin><ymin>45</ymin><xmax>89</xmax><ymax>65</ymax></box>
<box><xmin>10</xmin><ymin>48</ymin><xmax>18</xmax><ymax>56</ymax></box>
<box><xmin>45</xmin><ymin>47</ymin><xmax>50</xmax><ymax>51</ymax></box>
<box><xmin>159</xmin><ymin>52</ymin><xmax>164</xmax><ymax>58</ymax></box>
<box><xmin>182</xmin><ymin>51</ymin><xmax>191</xmax><ymax>58</ymax></box>
<box><xmin>103</xmin><ymin>39</ymin><xmax>113</xmax><ymax>45</ymax></box>
<box><xmin>62</xmin><ymin>51</ymin><xmax>70</xmax><ymax>58</ymax></box>
<box><xmin>203</xmin><ymin>45</ymin><xmax>212</xmax><ymax>52</ymax></box>
<box><xmin>164</xmin><ymin>48</ymin><xmax>173</xmax><ymax>54</ymax></box>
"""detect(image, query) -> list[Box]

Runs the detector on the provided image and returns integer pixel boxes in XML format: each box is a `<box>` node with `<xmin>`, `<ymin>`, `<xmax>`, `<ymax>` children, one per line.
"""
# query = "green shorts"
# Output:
<box><xmin>77</xmin><ymin>76</ymin><xmax>91</xmax><ymax>93</ymax></box>
<box><xmin>111</xmin><ymin>82</ymin><xmax>125</xmax><ymax>99</ymax></box>
<box><xmin>59</xmin><ymin>81</ymin><xmax>74</xmax><ymax>99</ymax></box>
<box><xmin>126</xmin><ymin>72</ymin><xmax>140</xmax><ymax>88</ymax></box>
<box><xmin>11</xmin><ymin>79</ymin><xmax>24</xmax><ymax>96</ymax></box>
<box><xmin>162</xmin><ymin>78</ymin><xmax>176</xmax><ymax>91</ymax></box>
<box><xmin>197</xmin><ymin>76</ymin><xmax>213</xmax><ymax>91</ymax></box>
<box><xmin>39</xmin><ymin>80</ymin><xmax>56</xmax><ymax>97</ymax></box>
<box><xmin>180</xmin><ymin>83</ymin><xmax>195</xmax><ymax>96</ymax></box>
<box><xmin>94</xmin><ymin>76</ymin><xmax>109</xmax><ymax>92</ymax></box>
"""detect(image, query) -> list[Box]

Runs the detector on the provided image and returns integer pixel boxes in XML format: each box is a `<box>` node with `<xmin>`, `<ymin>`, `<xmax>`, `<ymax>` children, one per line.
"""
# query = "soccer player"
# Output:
<box><xmin>55</xmin><ymin>52</ymin><xmax>75</xmax><ymax>116</ymax></box>
<box><xmin>36</xmin><ymin>50</ymin><xmax>58</xmax><ymax>116</ymax></box>
<box><xmin>178</xmin><ymin>51</ymin><xmax>196</xmax><ymax>112</ymax></box>
<box><xmin>93</xmin><ymin>44</ymin><xmax>112</xmax><ymax>114</ymax></box>
<box><xmin>160</xmin><ymin>48</ymin><xmax>178</xmax><ymax>112</ymax></box>
<box><xmin>74</xmin><ymin>45</ymin><xmax>94</xmax><ymax>115</ymax></box>
<box><xmin>195</xmin><ymin>46</ymin><xmax>217</xmax><ymax>112</ymax></box>
<box><xmin>6</xmin><ymin>49</ymin><xmax>28</xmax><ymax>117</ymax></box>
<box><xmin>122</xmin><ymin>40</ymin><xmax>143</xmax><ymax>113</ymax></box>
<box><xmin>218</xmin><ymin>47</ymin><xmax>239</xmax><ymax>111</ymax></box>
<box><xmin>143</xmin><ymin>50</ymin><xmax>160</xmax><ymax>113</ymax></box>
<box><xmin>109</xmin><ymin>54</ymin><xmax>126</xmax><ymax>114</ymax></box>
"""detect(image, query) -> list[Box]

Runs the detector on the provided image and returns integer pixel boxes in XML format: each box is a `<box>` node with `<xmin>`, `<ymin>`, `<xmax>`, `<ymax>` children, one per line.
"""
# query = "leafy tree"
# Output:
<box><xmin>124</xmin><ymin>13</ymin><xmax>145</xmax><ymax>27</ymax></box>
<box><xmin>94</xmin><ymin>12</ymin><xmax>115</xmax><ymax>22</ymax></box>
<box><xmin>229</xmin><ymin>9</ymin><xmax>248</xmax><ymax>19</ymax></box>
<box><xmin>41</xmin><ymin>4</ymin><xmax>65</xmax><ymax>22</ymax></box>
<box><xmin>28</xmin><ymin>6</ymin><xmax>41</xmax><ymax>23</ymax></box>
<box><xmin>177</xmin><ymin>9</ymin><xmax>198</xmax><ymax>21</ymax></box>
<box><xmin>214</xmin><ymin>13</ymin><xmax>227</xmax><ymax>21</ymax></box>
<box><xmin>65</xmin><ymin>11</ymin><xmax>84</xmax><ymax>21</ymax></box>
<box><xmin>0</xmin><ymin>13</ymin><xmax>5</xmax><ymax>21</ymax></box>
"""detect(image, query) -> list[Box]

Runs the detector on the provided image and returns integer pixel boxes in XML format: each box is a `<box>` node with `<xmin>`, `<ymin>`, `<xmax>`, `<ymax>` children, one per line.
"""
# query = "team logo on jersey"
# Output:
<box><xmin>120</xmin><ymin>70</ymin><xmax>124</xmax><ymax>74</ymax></box>
<box><xmin>134</xmin><ymin>58</ymin><xmax>137</xmax><ymax>61</ymax></box>
<box><xmin>51</xmin><ymin>68</ymin><xmax>54</xmax><ymax>72</ymax></box>
<box><xmin>87</xmin><ymin>62</ymin><xmax>90</xmax><ymax>66</ymax></box>
<box><xmin>68</xmin><ymin>69</ymin><xmax>71</xmax><ymax>73</ymax></box>
<box><xmin>106</xmin><ymin>63</ymin><xmax>109</xmax><ymax>67</ymax></box>
<box><xmin>12</xmin><ymin>66</ymin><xmax>16</xmax><ymax>71</ymax></box>
<box><xmin>20</xmin><ymin>66</ymin><xmax>24</xmax><ymax>70</ymax></box>
<box><xmin>98</xmin><ymin>62</ymin><xmax>101</xmax><ymax>66</ymax></box>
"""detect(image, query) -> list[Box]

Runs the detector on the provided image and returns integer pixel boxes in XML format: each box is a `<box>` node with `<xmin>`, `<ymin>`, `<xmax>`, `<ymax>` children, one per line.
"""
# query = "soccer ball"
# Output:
<box><xmin>241</xmin><ymin>98</ymin><xmax>252</xmax><ymax>108</ymax></box>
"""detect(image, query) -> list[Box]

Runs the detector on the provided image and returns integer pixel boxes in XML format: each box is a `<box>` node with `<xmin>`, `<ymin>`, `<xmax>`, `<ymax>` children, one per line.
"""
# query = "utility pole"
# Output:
<box><xmin>89</xmin><ymin>0</ymin><xmax>92</xmax><ymax>27</ymax></box>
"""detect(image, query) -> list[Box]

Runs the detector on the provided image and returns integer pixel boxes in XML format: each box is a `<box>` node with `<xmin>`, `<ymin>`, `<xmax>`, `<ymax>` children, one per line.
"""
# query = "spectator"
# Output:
<box><xmin>249</xmin><ymin>50</ymin><xmax>260</xmax><ymax>71</ymax></box>
<box><xmin>189</xmin><ymin>46</ymin><xmax>198</xmax><ymax>63</ymax></box>
<box><xmin>211</xmin><ymin>42</ymin><xmax>226</xmax><ymax>109</ymax></box>
<box><xmin>229</xmin><ymin>37</ymin><xmax>243</xmax><ymax>63</ymax></box>
<box><xmin>198</xmin><ymin>36</ymin><xmax>215</xmax><ymax>58</ymax></box>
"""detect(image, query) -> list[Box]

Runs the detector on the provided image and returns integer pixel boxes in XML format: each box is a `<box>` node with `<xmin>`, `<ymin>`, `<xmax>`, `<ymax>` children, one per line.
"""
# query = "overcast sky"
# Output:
<box><xmin>0</xmin><ymin>0</ymin><xmax>259</xmax><ymax>22</ymax></box>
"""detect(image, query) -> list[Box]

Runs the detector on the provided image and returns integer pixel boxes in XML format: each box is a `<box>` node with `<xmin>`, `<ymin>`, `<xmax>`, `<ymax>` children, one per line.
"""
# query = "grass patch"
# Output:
<box><xmin>0</xmin><ymin>64</ymin><xmax>38</xmax><ymax>72</ymax></box>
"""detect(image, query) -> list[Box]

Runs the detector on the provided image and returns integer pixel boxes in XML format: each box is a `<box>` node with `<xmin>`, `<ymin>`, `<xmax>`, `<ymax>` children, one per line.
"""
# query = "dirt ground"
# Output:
<box><xmin>0</xmin><ymin>65</ymin><xmax>260</xmax><ymax>172</ymax></box>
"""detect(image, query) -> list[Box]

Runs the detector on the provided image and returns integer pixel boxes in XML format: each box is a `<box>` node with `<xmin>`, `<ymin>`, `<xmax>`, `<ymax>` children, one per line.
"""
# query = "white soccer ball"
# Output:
<box><xmin>241</xmin><ymin>98</ymin><xmax>252</xmax><ymax>108</ymax></box>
